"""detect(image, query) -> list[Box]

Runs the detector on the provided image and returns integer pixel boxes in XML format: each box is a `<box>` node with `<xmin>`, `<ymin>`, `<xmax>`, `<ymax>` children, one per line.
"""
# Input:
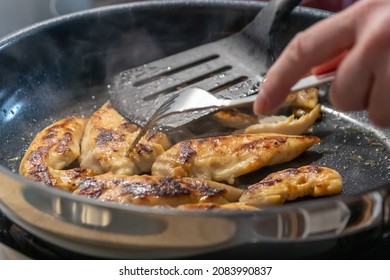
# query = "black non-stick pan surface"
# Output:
<box><xmin>0</xmin><ymin>1</ymin><xmax>389</xmax><ymax>259</ymax></box>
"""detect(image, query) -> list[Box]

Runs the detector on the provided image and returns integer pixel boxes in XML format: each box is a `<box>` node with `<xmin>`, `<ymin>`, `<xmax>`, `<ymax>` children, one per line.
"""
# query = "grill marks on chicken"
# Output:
<box><xmin>74</xmin><ymin>174</ymin><xmax>242</xmax><ymax>206</ymax></box>
<box><xmin>239</xmin><ymin>165</ymin><xmax>342</xmax><ymax>207</ymax></box>
<box><xmin>19</xmin><ymin>116</ymin><xmax>95</xmax><ymax>191</ymax></box>
<box><xmin>79</xmin><ymin>102</ymin><xmax>171</xmax><ymax>175</ymax></box>
<box><xmin>152</xmin><ymin>133</ymin><xmax>320</xmax><ymax>184</ymax></box>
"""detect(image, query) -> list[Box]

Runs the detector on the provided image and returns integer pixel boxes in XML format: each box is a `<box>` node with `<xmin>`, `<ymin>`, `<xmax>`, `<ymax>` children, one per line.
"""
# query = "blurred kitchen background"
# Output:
<box><xmin>0</xmin><ymin>0</ymin><xmax>125</xmax><ymax>38</ymax></box>
<box><xmin>0</xmin><ymin>0</ymin><xmax>356</xmax><ymax>38</ymax></box>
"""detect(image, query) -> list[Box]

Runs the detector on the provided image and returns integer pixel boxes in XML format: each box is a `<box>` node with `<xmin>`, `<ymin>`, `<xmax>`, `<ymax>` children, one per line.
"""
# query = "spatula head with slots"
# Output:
<box><xmin>109</xmin><ymin>0</ymin><xmax>302</xmax><ymax>130</ymax></box>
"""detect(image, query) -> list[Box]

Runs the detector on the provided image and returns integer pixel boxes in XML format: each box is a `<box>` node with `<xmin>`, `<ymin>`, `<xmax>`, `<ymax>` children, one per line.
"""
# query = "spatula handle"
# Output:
<box><xmin>225</xmin><ymin>69</ymin><xmax>337</xmax><ymax>108</ymax></box>
<box><xmin>311</xmin><ymin>51</ymin><xmax>348</xmax><ymax>75</ymax></box>
<box><xmin>241</xmin><ymin>0</ymin><xmax>303</xmax><ymax>71</ymax></box>
<box><xmin>291</xmin><ymin>51</ymin><xmax>347</xmax><ymax>91</ymax></box>
<box><xmin>245</xmin><ymin>0</ymin><xmax>302</xmax><ymax>34</ymax></box>
<box><xmin>290</xmin><ymin>71</ymin><xmax>335</xmax><ymax>92</ymax></box>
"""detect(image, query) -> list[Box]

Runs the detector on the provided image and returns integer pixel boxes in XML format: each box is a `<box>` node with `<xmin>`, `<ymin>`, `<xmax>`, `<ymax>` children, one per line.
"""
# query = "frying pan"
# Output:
<box><xmin>0</xmin><ymin>0</ymin><xmax>389</xmax><ymax>259</ymax></box>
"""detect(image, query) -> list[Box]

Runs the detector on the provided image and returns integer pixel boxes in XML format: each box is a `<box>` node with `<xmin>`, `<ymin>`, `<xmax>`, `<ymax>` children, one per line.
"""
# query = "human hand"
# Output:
<box><xmin>253</xmin><ymin>0</ymin><xmax>390</xmax><ymax>127</ymax></box>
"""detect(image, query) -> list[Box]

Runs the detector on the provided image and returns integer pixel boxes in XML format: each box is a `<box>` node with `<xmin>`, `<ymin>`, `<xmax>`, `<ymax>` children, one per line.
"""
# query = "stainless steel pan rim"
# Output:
<box><xmin>0</xmin><ymin>159</ymin><xmax>388</xmax><ymax>259</ymax></box>
<box><xmin>0</xmin><ymin>0</ymin><xmax>388</xmax><ymax>259</ymax></box>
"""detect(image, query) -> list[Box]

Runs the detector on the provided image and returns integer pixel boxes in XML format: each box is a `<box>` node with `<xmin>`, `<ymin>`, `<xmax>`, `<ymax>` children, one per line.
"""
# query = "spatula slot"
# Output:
<box><xmin>209</xmin><ymin>76</ymin><xmax>249</xmax><ymax>94</ymax></box>
<box><xmin>143</xmin><ymin>65</ymin><xmax>232</xmax><ymax>101</ymax></box>
<box><xmin>133</xmin><ymin>54</ymin><xmax>220</xmax><ymax>87</ymax></box>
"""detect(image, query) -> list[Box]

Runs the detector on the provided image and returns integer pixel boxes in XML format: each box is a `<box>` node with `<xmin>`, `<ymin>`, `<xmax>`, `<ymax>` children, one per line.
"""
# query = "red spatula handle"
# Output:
<box><xmin>311</xmin><ymin>50</ymin><xmax>348</xmax><ymax>75</ymax></box>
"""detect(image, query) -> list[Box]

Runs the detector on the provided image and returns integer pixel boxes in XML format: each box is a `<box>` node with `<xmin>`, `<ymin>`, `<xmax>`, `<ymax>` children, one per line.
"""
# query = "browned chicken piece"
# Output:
<box><xmin>282</xmin><ymin>87</ymin><xmax>319</xmax><ymax>110</ymax></box>
<box><xmin>152</xmin><ymin>133</ymin><xmax>320</xmax><ymax>184</ymax></box>
<box><xmin>79</xmin><ymin>102</ymin><xmax>171</xmax><ymax>175</ymax></box>
<box><xmin>212</xmin><ymin>109</ymin><xmax>258</xmax><ymax>129</ymax></box>
<box><xmin>19</xmin><ymin>116</ymin><xmax>95</xmax><ymax>191</ymax></box>
<box><xmin>243</xmin><ymin>104</ymin><xmax>321</xmax><ymax>135</ymax></box>
<box><xmin>239</xmin><ymin>165</ymin><xmax>342</xmax><ymax>207</ymax></box>
<box><xmin>177</xmin><ymin>202</ymin><xmax>259</xmax><ymax>211</ymax></box>
<box><xmin>74</xmin><ymin>173</ymin><xmax>243</xmax><ymax>207</ymax></box>
<box><xmin>213</xmin><ymin>88</ymin><xmax>319</xmax><ymax>130</ymax></box>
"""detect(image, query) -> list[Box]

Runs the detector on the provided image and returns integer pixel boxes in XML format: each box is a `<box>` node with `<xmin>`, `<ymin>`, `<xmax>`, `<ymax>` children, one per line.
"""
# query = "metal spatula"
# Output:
<box><xmin>125</xmin><ymin>70</ymin><xmax>335</xmax><ymax>155</ymax></box>
<box><xmin>109</xmin><ymin>0</ymin><xmax>302</xmax><ymax>130</ymax></box>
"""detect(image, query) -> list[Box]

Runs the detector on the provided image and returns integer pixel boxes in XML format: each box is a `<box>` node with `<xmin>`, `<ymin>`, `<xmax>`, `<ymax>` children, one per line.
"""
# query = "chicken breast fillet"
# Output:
<box><xmin>212</xmin><ymin>88</ymin><xmax>319</xmax><ymax>130</ymax></box>
<box><xmin>152</xmin><ymin>133</ymin><xmax>320</xmax><ymax>184</ymax></box>
<box><xmin>79</xmin><ymin>102</ymin><xmax>171</xmax><ymax>175</ymax></box>
<box><xmin>212</xmin><ymin>109</ymin><xmax>258</xmax><ymax>129</ymax></box>
<box><xmin>243</xmin><ymin>104</ymin><xmax>321</xmax><ymax>135</ymax></box>
<box><xmin>239</xmin><ymin>165</ymin><xmax>342</xmax><ymax>207</ymax></box>
<box><xmin>19</xmin><ymin>116</ymin><xmax>95</xmax><ymax>191</ymax></box>
<box><xmin>282</xmin><ymin>87</ymin><xmax>319</xmax><ymax>110</ymax></box>
<box><xmin>74</xmin><ymin>173</ymin><xmax>243</xmax><ymax>207</ymax></box>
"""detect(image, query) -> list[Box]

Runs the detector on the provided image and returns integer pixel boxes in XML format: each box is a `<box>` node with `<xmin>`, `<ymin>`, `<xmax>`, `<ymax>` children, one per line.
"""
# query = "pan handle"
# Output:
<box><xmin>247</xmin><ymin>188</ymin><xmax>389</xmax><ymax>242</ymax></box>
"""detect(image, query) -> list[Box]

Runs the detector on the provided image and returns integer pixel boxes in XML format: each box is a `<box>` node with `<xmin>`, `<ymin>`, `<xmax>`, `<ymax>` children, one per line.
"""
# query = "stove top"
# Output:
<box><xmin>0</xmin><ymin>212</ymin><xmax>94</xmax><ymax>259</ymax></box>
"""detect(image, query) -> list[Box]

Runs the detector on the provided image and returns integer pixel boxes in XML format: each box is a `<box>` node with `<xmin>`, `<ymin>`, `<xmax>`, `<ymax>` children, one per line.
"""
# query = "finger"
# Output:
<box><xmin>311</xmin><ymin>50</ymin><xmax>348</xmax><ymax>75</ymax></box>
<box><xmin>333</xmin><ymin>5</ymin><xmax>390</xmax><ymax>126</ymax></box>
<box><xmin>254</xmin><ymin>5</ymin><xmax>359</xmax><ymax>115</ymax></box>
<box><xmin>367</xmin><ymin>59</ymin><xmax>390</xmax><ymax>127</ymax></box>
<box><xmin>328</xmin><ymin>47</ymin><xmax>373</xmax><ymax>111</ymax></box>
